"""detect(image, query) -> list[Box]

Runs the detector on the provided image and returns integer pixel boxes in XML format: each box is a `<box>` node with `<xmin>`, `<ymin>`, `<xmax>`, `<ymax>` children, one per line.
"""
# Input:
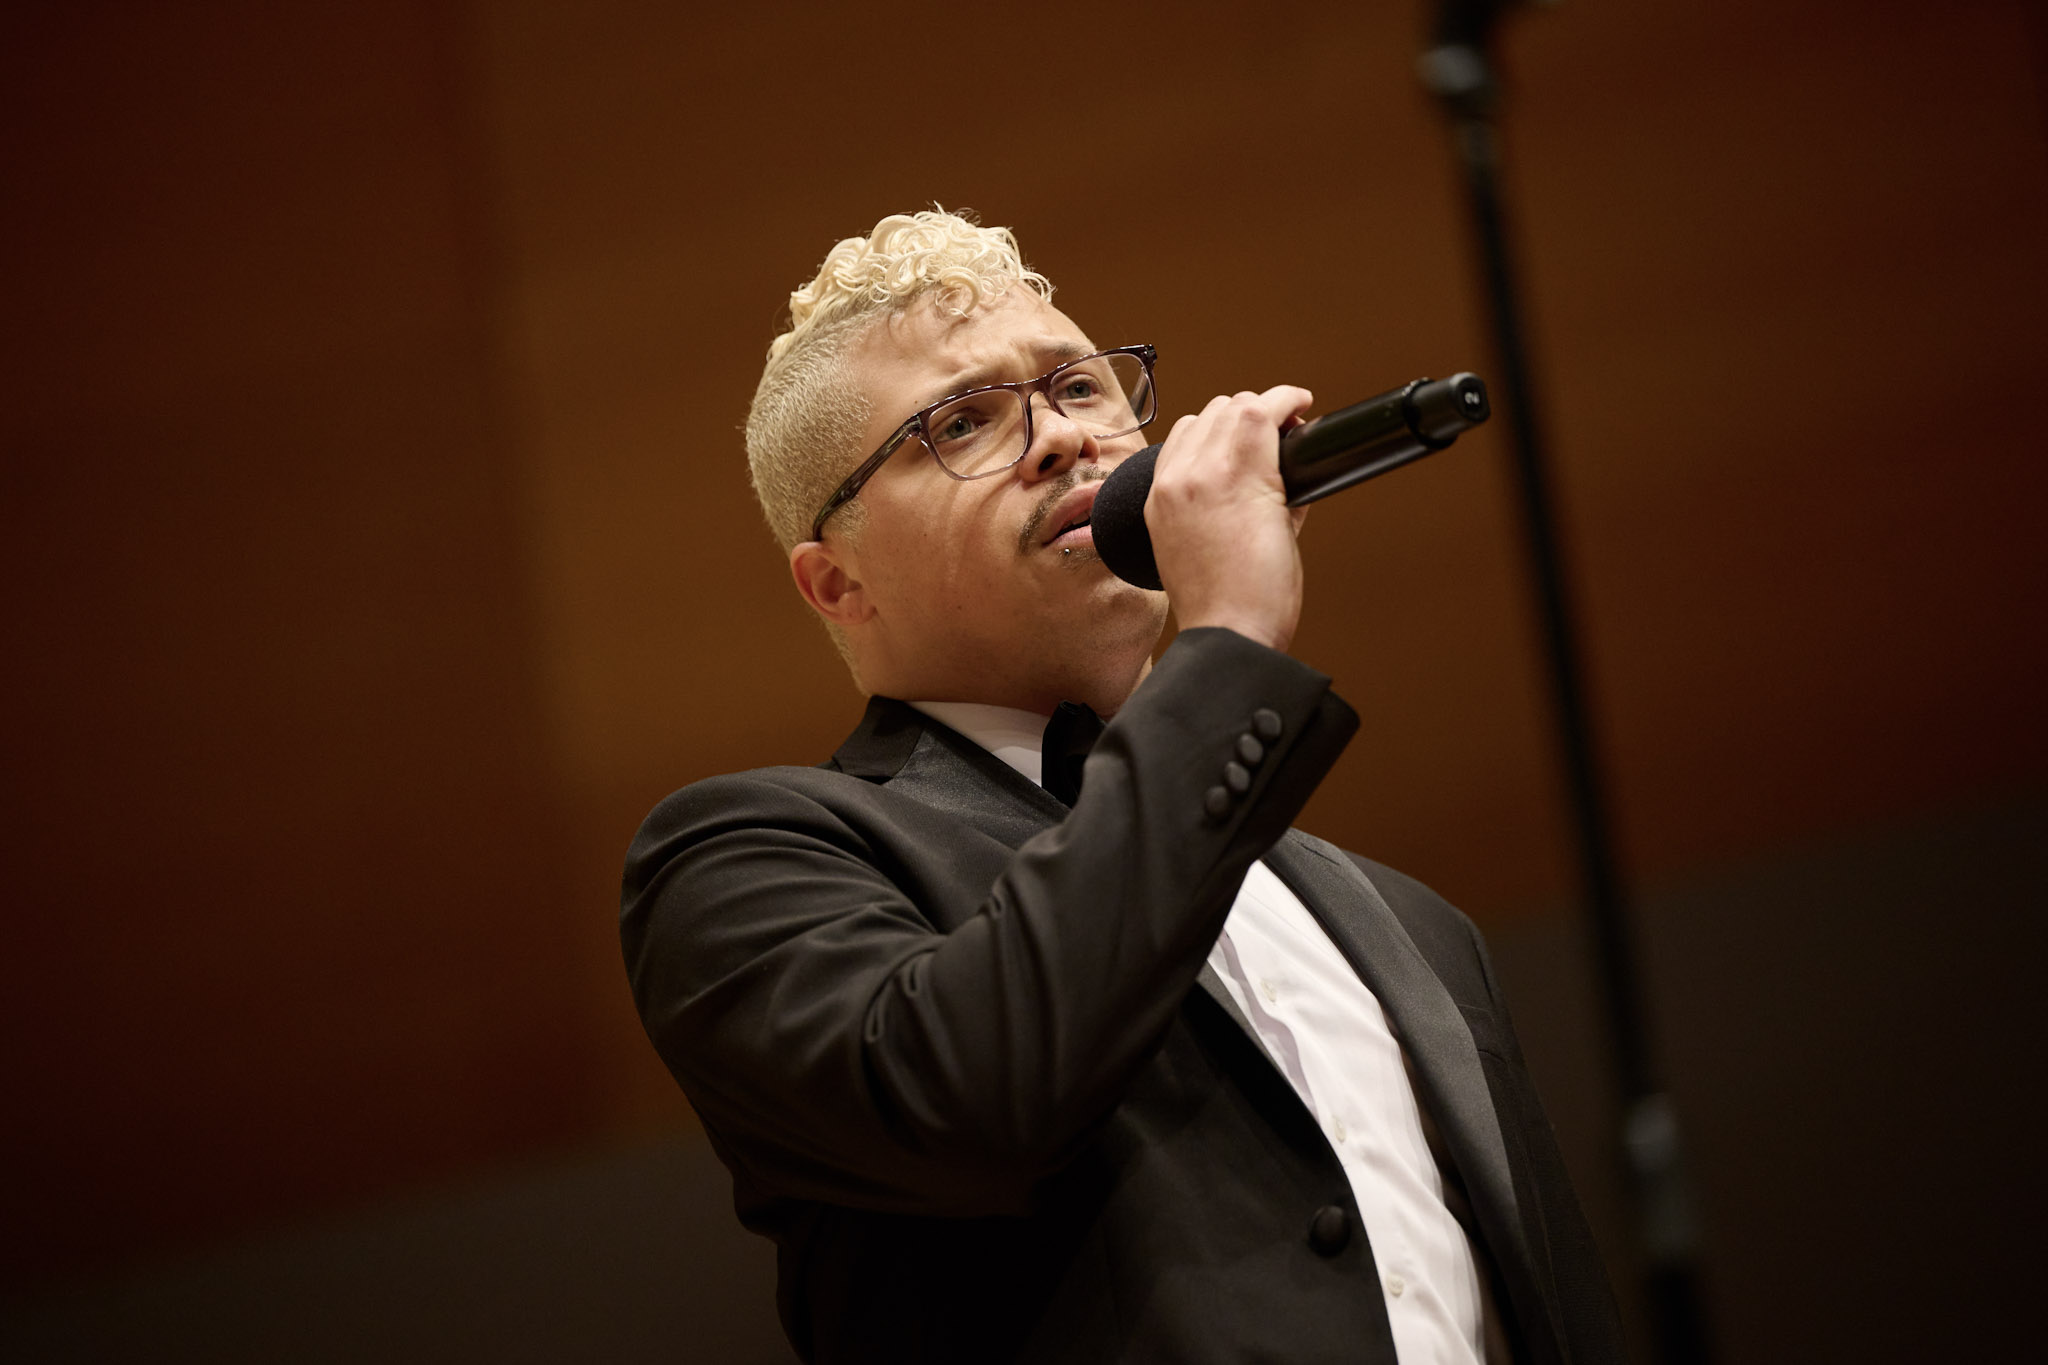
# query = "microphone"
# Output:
<box><xmin>1091</xmin><ymin>373</ymin><xmax>1491</xmax><ymax>590</ymax></box>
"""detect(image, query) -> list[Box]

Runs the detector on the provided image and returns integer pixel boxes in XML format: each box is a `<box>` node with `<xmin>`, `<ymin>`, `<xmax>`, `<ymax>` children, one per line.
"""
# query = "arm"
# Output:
<box><xmin>621</xmin><ymin>629</ymin><xmax>1356</xmax><ymax>1218</ymax></box>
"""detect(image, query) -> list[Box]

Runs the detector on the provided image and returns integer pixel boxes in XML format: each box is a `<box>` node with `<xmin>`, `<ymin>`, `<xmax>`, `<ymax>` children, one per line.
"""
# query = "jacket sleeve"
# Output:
<box><xmin>620</xmin><ymin>628</ymin><xmax>1358</xmax><ymax>1217</ymax></box>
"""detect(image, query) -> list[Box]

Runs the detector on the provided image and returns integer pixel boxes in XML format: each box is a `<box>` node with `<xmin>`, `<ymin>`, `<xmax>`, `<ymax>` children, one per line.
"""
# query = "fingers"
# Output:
<box><xmin>1173</xmin><ymin>386</ymin><xmax>1314</xmax><ymax>449</ymax></box>
<box><xmin>1169</xmin><ymin>390</ymin><xmax>1301</xmax><ymax>474</ymax></box>
<box><xmin>1262</xmin><ymin>384</ymin><xmax>1316</xmax><ymax>428</ymax></box>
<box><xmin>1141</xmin><ymin>381</ymin><xmax>1316</xmax><ymax>654</ymax></box>
<box><xmin>1152</xmin><ymin>385</ymin><xmax>1318</xmax><ymax>507</ymax></box>
<box><xmin>1274</xmin><ymin>393</ymin><xmax>1315</xmax><ymax>533</ymax></box>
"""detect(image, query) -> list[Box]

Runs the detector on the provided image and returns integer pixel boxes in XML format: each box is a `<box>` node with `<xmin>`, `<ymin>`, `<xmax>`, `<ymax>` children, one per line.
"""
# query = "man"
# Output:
<box><xmin>622</xmin><ymin>210</ymin><xmax>1625</xmax><ymax>1364</ymax></box>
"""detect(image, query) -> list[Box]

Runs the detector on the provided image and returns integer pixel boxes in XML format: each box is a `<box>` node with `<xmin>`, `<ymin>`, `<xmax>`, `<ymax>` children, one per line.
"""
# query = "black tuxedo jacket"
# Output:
<box><xmin>622</xmin><ymin>629</ymin><xmax>1625</xmax><ymax>1364</ymax></box>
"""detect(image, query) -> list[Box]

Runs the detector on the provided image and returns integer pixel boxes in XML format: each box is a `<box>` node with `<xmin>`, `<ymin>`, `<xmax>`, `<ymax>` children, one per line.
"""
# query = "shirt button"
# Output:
<box><xmin>1332</xmin><ymin>1118</ymin><xmax>1347</xmax><ymax>1142</ymax></box>
<box><xmin>1259</xmin><ymin>978</ymin><xmax>1278</xmax><ymax>1003</ymax></box>
<box><xmin>1387</xmin><ymin>1274</ymin><xmax>1406</xmax><ymax>1298</ymax></box>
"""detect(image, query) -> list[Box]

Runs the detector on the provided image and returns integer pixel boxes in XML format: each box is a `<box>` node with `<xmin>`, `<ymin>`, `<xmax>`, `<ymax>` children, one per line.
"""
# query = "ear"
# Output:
<box><xmin>790</xmin><ymin>539</ymin><xmax>874</xmax><ymax>628</ymax></box>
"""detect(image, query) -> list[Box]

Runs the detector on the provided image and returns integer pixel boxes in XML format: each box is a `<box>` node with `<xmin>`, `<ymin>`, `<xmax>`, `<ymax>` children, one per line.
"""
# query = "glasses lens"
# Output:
<box><xmin>925</xmin><ymin>388</ymin><xmax>1027</xmax><ymax>477</ymax></box>
<box><xmin>1050</xmin><ymin>352</ymin><xmax>1154</xmax><ymax>437</ymax></box>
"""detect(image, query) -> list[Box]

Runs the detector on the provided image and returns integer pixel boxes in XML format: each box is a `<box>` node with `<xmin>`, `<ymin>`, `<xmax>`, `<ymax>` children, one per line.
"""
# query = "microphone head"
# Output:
<box><xmin>1091</xmin><ymin>444</ymin><xmax>1164</xmax><ymax>590</ymax></box>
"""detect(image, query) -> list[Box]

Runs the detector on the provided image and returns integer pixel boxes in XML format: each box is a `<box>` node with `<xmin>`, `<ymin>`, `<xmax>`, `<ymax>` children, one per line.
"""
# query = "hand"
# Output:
<box><xmin>1143</xmin><ymin>385</ymin><xmax>1315</xmax><ymax>654</ymax></box>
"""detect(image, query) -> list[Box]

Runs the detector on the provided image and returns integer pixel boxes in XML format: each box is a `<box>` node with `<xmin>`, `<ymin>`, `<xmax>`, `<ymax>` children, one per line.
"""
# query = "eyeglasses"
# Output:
<box><xmin>809</xmin><ymin>343</ymin><xmax>1158</xmax><ymax>541</ymax></box>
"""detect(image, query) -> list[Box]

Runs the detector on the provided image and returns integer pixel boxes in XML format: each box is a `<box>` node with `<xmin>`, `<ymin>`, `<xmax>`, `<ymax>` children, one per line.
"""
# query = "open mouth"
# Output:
<box><xmin>1035</xmin><ymin>480</ymin><xmax>1104</xmax><ymax>551</ymax></box>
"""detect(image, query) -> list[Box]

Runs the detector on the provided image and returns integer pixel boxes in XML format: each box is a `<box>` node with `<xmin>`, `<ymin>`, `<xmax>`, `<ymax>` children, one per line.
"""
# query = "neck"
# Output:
<box><xmin>1027</xmin><ymin>651</ymin><xmax>1154</xmax><ymax>720</ymax></box>
<box><xmin>864</xmin><ymin>642</ymin><xmax>1155</xmax><ymax>720</ymax></box>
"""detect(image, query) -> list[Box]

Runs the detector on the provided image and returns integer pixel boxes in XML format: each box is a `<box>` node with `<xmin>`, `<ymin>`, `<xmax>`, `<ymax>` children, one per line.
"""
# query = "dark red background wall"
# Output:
<box><xmin>5</xmin><ymin>0</ymin><xmax>2044</xmax><ymax>1357</ymax></box>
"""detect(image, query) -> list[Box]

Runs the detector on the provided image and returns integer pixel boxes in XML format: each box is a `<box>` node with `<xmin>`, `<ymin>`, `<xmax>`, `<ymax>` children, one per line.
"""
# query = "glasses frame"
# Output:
<box><xmin>808</xmin><ymin>342</ymin><xmax>1158</xmax><ymax>542</ymax></box>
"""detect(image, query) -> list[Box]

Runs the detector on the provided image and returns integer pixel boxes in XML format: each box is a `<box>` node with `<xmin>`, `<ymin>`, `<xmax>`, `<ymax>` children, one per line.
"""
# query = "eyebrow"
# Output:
<box><xmin>918</xmin><ymin>339</ymin><xmax>1094</xmax><ymax>410</ymax></box>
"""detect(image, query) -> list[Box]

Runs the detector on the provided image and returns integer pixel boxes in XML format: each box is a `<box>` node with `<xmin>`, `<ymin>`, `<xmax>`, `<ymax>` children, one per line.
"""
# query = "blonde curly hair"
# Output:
<box><xmin>745</xmin><ymin>209</ymin><xmax>1053</xmax><ymax>552</ymax></box>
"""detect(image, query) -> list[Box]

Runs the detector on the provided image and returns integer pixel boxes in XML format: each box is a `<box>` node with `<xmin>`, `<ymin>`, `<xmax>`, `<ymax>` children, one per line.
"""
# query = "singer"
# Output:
<box><xmin>622</xmin><ymin>210</ymin><xmax>1624</xmax><ymax>1364</ymax></box>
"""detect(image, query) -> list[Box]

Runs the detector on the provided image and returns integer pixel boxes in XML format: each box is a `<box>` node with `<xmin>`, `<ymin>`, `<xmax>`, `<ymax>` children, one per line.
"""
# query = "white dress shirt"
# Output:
<box><xmin>912</xmin><ymin>700</ymin><xmax>1496</xmax><ymax>1364</ymax></box>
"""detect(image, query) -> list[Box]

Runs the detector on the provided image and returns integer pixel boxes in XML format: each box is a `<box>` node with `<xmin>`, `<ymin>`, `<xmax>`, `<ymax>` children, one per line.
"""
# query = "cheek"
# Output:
<box><xmin>916</xmin><ymin>489</ymin><xmax>1011</xmax><ymax>570</ymax></box>
<box><xmin>863</xmin><ymin>479</ymin><xmax>1025</xmax><ymax>613</ymax></box>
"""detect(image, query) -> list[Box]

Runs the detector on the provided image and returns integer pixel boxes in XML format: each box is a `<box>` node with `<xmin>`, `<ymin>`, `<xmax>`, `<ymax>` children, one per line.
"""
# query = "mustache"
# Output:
<box><xmin>1017</xmin><ymin>466</ymin><xmax>1109</xmax><ymax>555</ymax></box>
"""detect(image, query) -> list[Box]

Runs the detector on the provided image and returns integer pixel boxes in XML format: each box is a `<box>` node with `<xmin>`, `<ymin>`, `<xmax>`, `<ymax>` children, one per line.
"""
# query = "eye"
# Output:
<box><xmin>930</xmin><ymin>398</ymin><xmax>998</xmax><ymax>446</ymax></box>
<box><xmin>1058</xmin><ymin>374</ymin><xmax>1104</xmax><ymax>402</ymax></box>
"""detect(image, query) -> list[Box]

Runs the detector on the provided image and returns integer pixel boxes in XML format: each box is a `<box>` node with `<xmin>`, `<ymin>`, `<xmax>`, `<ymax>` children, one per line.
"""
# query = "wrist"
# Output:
<box><xmin>1173</xmin><ymin>610</ymin><xmax>1294</xmax><ymax>655</ymax></box>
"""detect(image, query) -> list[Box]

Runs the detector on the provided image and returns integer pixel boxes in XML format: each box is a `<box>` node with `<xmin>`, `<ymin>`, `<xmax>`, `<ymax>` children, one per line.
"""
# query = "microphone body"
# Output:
<box><xmin>1091</xmin><ymin>373</ymin><xmax>1491</xmax><ymax>591</ymax></box>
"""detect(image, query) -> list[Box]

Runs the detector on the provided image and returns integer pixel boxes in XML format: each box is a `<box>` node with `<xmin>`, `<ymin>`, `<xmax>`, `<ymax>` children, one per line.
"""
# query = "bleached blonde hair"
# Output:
<box><xmin>744</xmin><ymin>209</ymin><xmax>1053</xmax><ymax>553</ymax></box>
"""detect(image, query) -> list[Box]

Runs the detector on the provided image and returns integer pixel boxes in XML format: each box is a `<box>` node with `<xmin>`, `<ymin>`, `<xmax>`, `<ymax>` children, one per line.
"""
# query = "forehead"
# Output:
<box><xmin>850</xmin><ymin>290</ymin><xmax>1098</xmax><ymax>419</ymax></box>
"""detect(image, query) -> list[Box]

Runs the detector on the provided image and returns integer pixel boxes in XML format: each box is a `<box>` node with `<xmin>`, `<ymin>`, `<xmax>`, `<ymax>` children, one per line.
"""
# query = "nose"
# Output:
<box><xmin>1016</xmin><ymin>394</ymin><xmax>1098</xmax><ymax>484</ymax></box>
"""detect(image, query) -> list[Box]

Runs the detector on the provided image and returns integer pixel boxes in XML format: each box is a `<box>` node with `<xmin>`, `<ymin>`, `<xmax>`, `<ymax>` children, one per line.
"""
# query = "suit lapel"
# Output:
<box><xmin>1263</xmin><ymin>833</ymin><xmax>1529</xmax><ymax>1267</ymax></box>
<box><xmin>1192</xmin><ymin>963</ymin><xmax>1263</xmax><ymax>1044</ymax></box>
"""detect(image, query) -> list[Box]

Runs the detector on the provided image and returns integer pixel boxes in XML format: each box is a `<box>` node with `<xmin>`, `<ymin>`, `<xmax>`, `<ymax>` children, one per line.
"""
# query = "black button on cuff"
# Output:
<box><xmin>1204</xmin><ymin>786</ymin><xmax>1232</xmax><ymax>819</ymax></box>
<box><xmin>1223</xmin><ymin>760</ymin><xmax>1251</xmax><ymax>794</ymax></box>
<box><xmin>1235</xmin><ymin>733</ymin><xmax>1265</xmax><ymax>765</ymax></box>
<box><xmin>1307</xmin><ymin>1204</ymin><xmax>1351</xmax><ymax>1256</ymax></box>
<box><xmin>1252</xmin><ymin>708</ymin><xmax>1283</xmax><ymax>741</ymax></box>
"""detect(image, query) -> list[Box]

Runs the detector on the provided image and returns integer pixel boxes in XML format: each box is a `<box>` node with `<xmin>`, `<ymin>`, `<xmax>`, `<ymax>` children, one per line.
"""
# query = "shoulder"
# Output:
<box><xmin>620</xmin><ymin>762</ymin><xmax>953</xmax><ymax>984</ymax></box>
<box><xmin>625</xmin><ymin>764</ymin><xmax>891</xmax><ymax>883</ymax></box>
<box><xmin>621</xmin><ymin>749</ymin><xmax>1018</xmax><ymax>912</ymax></box>
<box><xmin>638</xmin><ymin>762</ymin><xmax>879</xmax><ymax>826</ymax></box>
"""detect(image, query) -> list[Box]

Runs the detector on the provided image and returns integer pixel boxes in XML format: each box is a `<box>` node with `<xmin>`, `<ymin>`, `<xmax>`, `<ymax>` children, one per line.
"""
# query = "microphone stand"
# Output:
<box><xmin>1419</xmin><ymin>5</ymin><xmax>1713</xmax><ymax>1363</ymax></box>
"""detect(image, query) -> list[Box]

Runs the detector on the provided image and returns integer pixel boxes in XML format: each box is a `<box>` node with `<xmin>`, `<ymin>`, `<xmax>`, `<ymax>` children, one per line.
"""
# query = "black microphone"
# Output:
<box><xmin>1091</xmin><ymin>373</ymin><xmax>1491</xmax><ymax>590</ymax></box>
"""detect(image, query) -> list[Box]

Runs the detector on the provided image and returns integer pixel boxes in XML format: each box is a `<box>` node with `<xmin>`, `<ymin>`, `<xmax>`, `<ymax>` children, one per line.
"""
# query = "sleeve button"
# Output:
<box><xmin>1252</xmin><ymin>708</ymin><xmax>1283</xmax><ymax>741</ymax></box>
<box><xmin>1223</xmin><ymin>760</ymin><xmax>1251</xmax><ymax>794</ymax></box>
<box><xmin>1236</xmin><ymin>733</ymin><xmax>1265</xmax><ymax>765</ymax></box>
<box><xmin>1204</xmin><ymin>786</ymin><xmax>1232</xmax><ymax>819</ymax></box>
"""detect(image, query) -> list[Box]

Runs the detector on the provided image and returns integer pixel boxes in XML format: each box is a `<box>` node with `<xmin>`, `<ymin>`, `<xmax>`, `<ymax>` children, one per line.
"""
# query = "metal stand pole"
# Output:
<box><xmin>1420</xmin><ymin>7</ymin><xmax>1712</xmax><ymax>1362</ymax></box>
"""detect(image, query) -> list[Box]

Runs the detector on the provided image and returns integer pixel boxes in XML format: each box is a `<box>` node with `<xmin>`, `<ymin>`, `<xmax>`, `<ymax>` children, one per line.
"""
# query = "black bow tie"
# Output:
<box><xmin>1041</xmin><ymin>701</ymin><xmax>1105</xmax><ymax>807</ymax></box>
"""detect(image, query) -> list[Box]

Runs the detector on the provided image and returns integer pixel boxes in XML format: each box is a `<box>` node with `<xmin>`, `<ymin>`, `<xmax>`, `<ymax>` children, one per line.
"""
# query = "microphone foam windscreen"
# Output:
<box><xmin>1090</xmin><ymin>444</ymin><xmax>1163</xmax><ymax>590</ymax></box>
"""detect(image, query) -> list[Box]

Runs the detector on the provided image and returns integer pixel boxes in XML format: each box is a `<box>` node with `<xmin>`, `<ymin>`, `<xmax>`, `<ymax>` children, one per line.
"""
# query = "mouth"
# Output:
<box><xmin>1035</xmin><ymin>479</ymin><xmax>1103</xmax><ymax>552</ymax></box>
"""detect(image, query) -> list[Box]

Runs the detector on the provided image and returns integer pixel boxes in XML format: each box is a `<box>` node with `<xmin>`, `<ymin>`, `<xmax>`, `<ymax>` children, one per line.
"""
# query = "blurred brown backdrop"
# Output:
<box><xmin>5</xmin><ymin>1</ymin><xmax>2045</xmax><ymax>1360</ymax></box>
